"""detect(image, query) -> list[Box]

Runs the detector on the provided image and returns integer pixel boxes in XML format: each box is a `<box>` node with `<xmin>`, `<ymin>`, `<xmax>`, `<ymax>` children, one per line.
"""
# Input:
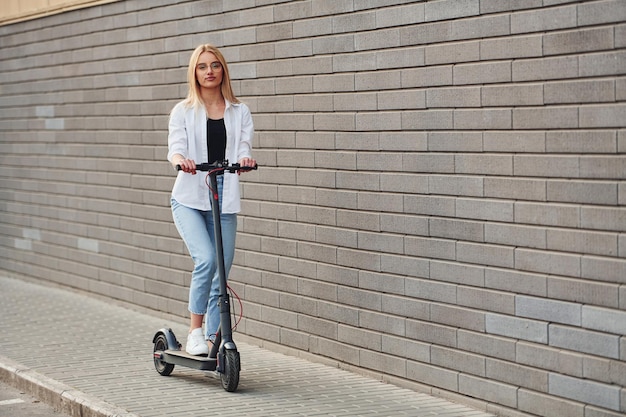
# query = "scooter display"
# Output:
<box><xmin>152</xmin><ymin>160</ymin><xmax>257</xmax><ymax>392</ymax></box>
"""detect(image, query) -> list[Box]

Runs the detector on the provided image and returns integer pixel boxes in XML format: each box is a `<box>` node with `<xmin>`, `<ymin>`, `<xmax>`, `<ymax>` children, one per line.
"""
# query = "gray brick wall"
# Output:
<box><xmin>1</xmin><ymin>1</ymin><xmax>624</xmax><ymax>416</ymax></box>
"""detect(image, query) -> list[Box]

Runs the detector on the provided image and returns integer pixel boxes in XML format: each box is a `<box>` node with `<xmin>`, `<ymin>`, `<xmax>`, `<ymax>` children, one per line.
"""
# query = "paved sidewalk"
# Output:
<box><xmin>0</xmin><ymin>276</ymin><xmax>495</xmax><ymax>417</ymax></box>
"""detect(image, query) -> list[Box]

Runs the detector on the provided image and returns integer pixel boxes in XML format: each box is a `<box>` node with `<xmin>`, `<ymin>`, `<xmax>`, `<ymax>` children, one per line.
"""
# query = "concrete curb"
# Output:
<box><xmin>0</xmin><ymin>355</ymin><xmax>139</xmax><ymax>417</ymax></box>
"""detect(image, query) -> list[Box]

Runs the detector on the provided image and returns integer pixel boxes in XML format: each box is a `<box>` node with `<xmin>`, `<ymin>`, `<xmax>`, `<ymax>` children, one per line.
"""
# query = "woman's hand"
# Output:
<box><xmin>178</xmin><ymin>158</ymin><xmax>197</xmax><ymax>175</ymax></box>
<box><xmin>238</xmin><ymin>157</ymin><xmax>256</xmax><ymax>174</ymax></box>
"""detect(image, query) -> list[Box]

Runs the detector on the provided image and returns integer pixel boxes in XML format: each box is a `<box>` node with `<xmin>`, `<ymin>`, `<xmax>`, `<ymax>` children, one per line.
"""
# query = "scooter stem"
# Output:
<box><xmin>207</xmin><ymin>170</ymin><xmax>235</xmax><ymax>349</ymax></box>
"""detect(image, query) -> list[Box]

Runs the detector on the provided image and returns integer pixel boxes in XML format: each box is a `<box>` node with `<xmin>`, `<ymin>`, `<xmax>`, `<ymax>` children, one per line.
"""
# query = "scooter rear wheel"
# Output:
<box><xmin>154</xmin><ymin>334</ymin><xmax>175</xmax><ymax>376</ymax></box>
<box><xmin>221</xmin><ymin>349</ymin><xmax>240</xmax><ymax>392</ymax></box>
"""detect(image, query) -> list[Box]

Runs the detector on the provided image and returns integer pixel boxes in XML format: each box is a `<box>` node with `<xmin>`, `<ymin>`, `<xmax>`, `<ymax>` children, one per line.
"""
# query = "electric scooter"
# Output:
<box><xmin>152</xmin><ymin>160</ymin><xmax>257</xmax><ymax>392</ymax></box>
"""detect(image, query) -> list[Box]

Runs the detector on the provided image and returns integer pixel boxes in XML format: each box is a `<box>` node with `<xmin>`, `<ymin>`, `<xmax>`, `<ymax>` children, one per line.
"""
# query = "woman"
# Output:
<box><xmin>167</xmin><ymin>44</ymin><xmax>256</xmax><ymax>355</ymax></box>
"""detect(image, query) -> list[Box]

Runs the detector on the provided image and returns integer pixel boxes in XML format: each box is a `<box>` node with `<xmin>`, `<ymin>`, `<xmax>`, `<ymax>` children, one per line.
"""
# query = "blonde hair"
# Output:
<box><xmin>183</xmin><ymin>44</ymin><xmax>239</xmax><ymax>108</ymax></box>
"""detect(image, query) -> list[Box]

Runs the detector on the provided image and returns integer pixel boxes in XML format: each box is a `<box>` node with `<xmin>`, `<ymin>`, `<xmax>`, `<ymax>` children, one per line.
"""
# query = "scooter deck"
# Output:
<box><xmin>157</xmin><ymin>349</ymin><xmax>218</xmax><ymax>371</ymax></box>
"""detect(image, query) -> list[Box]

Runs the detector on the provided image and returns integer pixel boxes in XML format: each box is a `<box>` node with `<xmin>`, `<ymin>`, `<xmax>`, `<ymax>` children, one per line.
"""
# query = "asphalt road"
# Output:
<box><xmin>0</xmin><ymin>380</ymin><xmax>69</xmax><ymax>417</ymax></box>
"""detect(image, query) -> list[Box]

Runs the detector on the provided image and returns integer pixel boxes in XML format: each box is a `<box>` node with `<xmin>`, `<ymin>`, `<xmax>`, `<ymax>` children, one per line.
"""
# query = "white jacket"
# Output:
<box><xmin>167</xmin><ymin>99</ymin><xmax>254</xmax><ymax>213</ymax></box>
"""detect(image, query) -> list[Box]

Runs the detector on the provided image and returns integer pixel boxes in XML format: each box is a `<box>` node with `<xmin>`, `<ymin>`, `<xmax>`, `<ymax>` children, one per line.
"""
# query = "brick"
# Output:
<box><xmin>380</xmin><ymin>213</ymin><xmax>429</xmax><ymax>236</ymax></box>
<box><xmin>582</xmin><ymin>305</ymin><xmax>626</xmax><ymax>335</ymax></box>
<box><xmin>337</xmin><ymin>132</ymin><xmax>379</xmax><ymax>150</ymax></box>
<box><xmin>582</xmin><ymin>256</ymin><xmax>626</xmax><ymax>284</ymax></box>
<box><xmin>453</xmin><ymin>61</ymin><xmax>512</xmax><ymax>85</ymax></box>
<box><xmin>546</xmin><ymin>130</ymin><xmax>617</xmax><ymax>153</ymax></box>
<box><xmin>515</xmin><ymin>201</ymin><xmax>580</xmax><ymax>228</ymax></box>
<box><xmin>514</xmin><ymin>106</ymin><xmax>579</xmax><ymax>129</ymax></box>
<box><xmin>428</xmin><ymin>131</ymin><xmax>483</xmax><ymax>152</ymax></box>
<box><xmin>484</xmin><ymin>177</ymin><xmax>546</xmax><ymax>201</ymax></box>
<box><xmin>578</xmin><ymin>0</ymin><xmax>626</xmax><ymax>25</ymax></box>
<box><xmin>359</xmin><ymin>309</ymin><xmax>406</xmax><ymax>337</ymax></box>
<box><xmin>378</xmin><ymin>89</ymin><xmax>425</xmax><ymax>110</ymax></box>
<box><xmin>431</xmin><ymin>303</ymin><xmax>485</xmax><ymax>332</ymax></box>
<box><xmin>516</xmin><ymin>341</ymin><xmax>583</xmax><ymax>377</ymax></box>
<box><xmin>454</xmin><ymin>108</ymin><xmax>512</xmax><ymax>130</ymax></box>
<box><xmin>481</xmin><ymin>83</ymin><xmax>544</xmax><ymax>106</ymax></box>
<box><xmin>431</xmin><ymin>346</ymin><xmax>485</xmax><ymax>376</ymax></box>
<box><xmin>456</xmin><ymin>198</ymin><xmax>514</xmax><ymax>222</ymax></box>
<box><xmin>405</xmin><ymin>235</ymin><xmax>456</xmax><ymax>261</ymax></box>
<box><xmin>424</xmin><ymin>40</ymin><xmax>480</xmax><ymax>65</ymax></box>
<box><xmin>312</xmin><ymin>34</ymin><xmax>355</xmax><ymax>55</ymax></box>
<box><xmin>583</xmin><ymin>356</ymin><xmax>626</xmax><ymax>387</ymax></box>
<box><xmin>404</xmin><ymin>194</ymin><xmax>455</xmax><ymax>217</ymax></box>
<box><xmin>381</xmin><ymin>293</ymin><xmax>430</xmax><ymax>321</ymax></box>
<box><xmin>314</xmin><ymin>112</ymin><xmax>356</xmax><ymax>131</ymax></box>
<box><xmin>381</xmin><ymin>173</ymin><xmax>429</xmax><ymax>194</ymax></box>
<box><xmin>550</xmin><ymin>324</ymin><xmax>620</xmax><ymax>359</ymax></box>
<box><xmin>459</xmin><ymin>374</ymin><xmax>517</xmax><ymax>408</ymax></box>
<box><xmin>405</xmin><ymin>276</ymin><xmax>457</xmax><ymax>304</ymax></box>
<box><xmin>337</xmin><ymin>285</ymin><xmax>382</xmax><ymax>311</ymax></box>
<box><xmin>456</xmin><ymin>154</ymin><xmax>513</xmax><ymax>175</ymax></box>
<box><xmin>275</xmin><ymin>75</ymin><xmax>313</xmax><ymax>94</ymax></box>
<box><xmin>428</xmin><ymin>175</ymin><xmax>483</xmax><ymax>197</ymax></box>
<box><xmin>317</xmin><ymin>299</ymin><xmax>358</xmax><ymax>326</ymax></box>
<box><xmin>582</xmin><ymin>206</ymin><xmax>626</xmax><ymax>232</ymax></box>
<box><xmin>545</xmin><ymin>79</ymin><xmax>615</xmax><ymax>104</ymax></box>
<box><xmin>376</xmin><ymin>46</ymin><xmax>425</xmax><ymax>70</ymax></box>
<box><xmin>516</xmin><ymin>295</ymin><xmax>581</xmax><ymax>326</ymax></box>
<box><xmin>354</xmin><ymin>27</ymin><xmax>400</xmax><ymax>51</ymax></box>
<box><xmin>547</xmin><ymin>276</ymin><xmax>619</xmax><ymax>308</ymax></box>
<box><xmin>335</xmin><ymin>92</ymin><xmax>377</xmax><ymax>111</ymax></box>
<box><xmin>486</xmin><ymin>312</ymin><xmax>548</xmax><ymax>343</ymax></box>
<box><xmin>429</xmin><ymin>217</ymin><xmax>484</xmax><ymax>242</ymax></box>
<box><xmin>381</xmin><ymin>253</ymin><xmax>429</xmax><ymax>280</ymax></box>
<box><xmin>403</xmin><ymin>153</ymin><xmax>455</xmax><ymax>173</ymax></box>
<box><xmin>424</xmin><ymin>0</ymin><xmax>479</xmax><ymax>21</ymax></box>
<box><xmin>401</xmin><ymin>65</ymin><xmax>453</xmax><ymax>88</ymax></box>
<box><xmin>549</xmin><ymin>373</ymin><xmax>621</xmax><ymax>411</ymax></box>
<box><xmin>337</xmin><ymin>209</ymin><xmax>379</xmax><ymax>231</ymax></box>
<box><xmin>358</xmin><ymin>191</ymin><xmax>404</xmax><ymax>213</ymax></box>
<box><xmin>333</xmin><ymin>52</ymin><xmax>376</xmax><ymax>72</ymax></box>
<box><xmin>515</xmin><ymin>248</ymin><xmax>581</xmax><ymax>277</ymax></box>
<box><xmin>402</xmin><ymin>109</ymin><xmax>454</xmax><ymax>130</ymax></box>
<box><xmin>359</xmin><ymin>349</ymin><xmax>407</xmax><ymax>377</ymax></box>
<box><xmin>513</xmin><ymin>55</ymin><xmax>579</xmax><ymax>81</ymax></box>
<box><xmin>406</xmin><ymin>360</ymin><xmax>459</xmax><ymax>392</ymax></box>
<box><xmin>458</xmin><ymin>329</ymin><xmax>516</xmax><ymax>361</ymax></box>
<box><xmin>457</xmin><ymin>286</ymin><xmax>515</xmax><ymax>315</ymax></box>
<box><xmin>517</xmin><ymin>388</ymin><xmax>584</xmax><ymax>417</ymax></box>
<box><xmin>430</xmin><ymin>260</ymin><xmax>484</xmax><ymax>287</ymax></box>
<box><xmin>457</xmin><ymin>241</ymin><xmax>514</xmax><ymax>269</ymax></box>
<box><xmin>580</xmin><ymin>50</ymin><xmax>626</xmax><ymax>77</ymax></box>
<box><xmin>544</xmin><ymin>27</ymin><xmax>614</xmax><ymax>56</ymax></box>
<box><xmin>382</xmin><ymin>334</ymin><xmax>430</xmax><ymax>363</ymax></box>
<box><xmin>355</xmin><ymin>111</ymin><xmax>401</xmax><ymax>130</ymax></box>
<box><xmin>338</xmin><ymin>324</ymin><xmax>381</xmax><ymax>350</ymax></box>
<box><xmin>313</xmin><ymin>73</ymin><xmax>355</xmax><ymax>92</ymax></box>
<box><xmin>485</xmin><ymin>223</ymin><xmax>546</xmax><ymax>249</ymax></box>
<box><xmin>355</xmin><ymin>70</ymin><xmax>401</xmax><ymax>91</ymax></box>
<box><xmin>512</xmin><ymin>4</ymin><xmax>577</xmax><ymax>33</ymax></box>
<box><xmin>480</xmin><ymin>34</ymin><xmax>542</xmax><ymax>60</ymax></box>
<box><xmin>316</xmin><ymin>225</ymin><xmax>357</xmax><ymax>248</ymax></box>
<box><xmin>547</xmin><ymin>228</ymin><xmax>618</xmax><ymax>257</ymax></box>
<box><xmin>580</xmin><ymin>104</ymin><xmax>626</xmax><ymax>128</ymax></box>
<box><xmin>488</xmin><ymin>357</ymin><xmax>549</xmax><ymax>392</ymax></box>
<box><xmin>294</xmin><ymin>94</ymin><xmax>333</xmax><ymax>112</ymax></box>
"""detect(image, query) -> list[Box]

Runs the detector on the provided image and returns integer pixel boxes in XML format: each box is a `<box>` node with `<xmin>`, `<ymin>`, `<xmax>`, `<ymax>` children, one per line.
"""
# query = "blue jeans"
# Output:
<box><xmin>171</xmin><ymin>177</ymin><xmax>237</xmax><ymax>341</ymax></box>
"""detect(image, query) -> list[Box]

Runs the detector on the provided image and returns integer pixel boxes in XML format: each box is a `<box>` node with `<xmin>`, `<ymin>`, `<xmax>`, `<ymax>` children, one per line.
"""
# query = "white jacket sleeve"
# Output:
<box><xmin>236</xmin><ymin>104</ymin><xmax>254</xmax><ymax>161</ymax></box>
<box><xmin>167</xmin><ymin>102</ymin><xmax>188</xmax><ymax>163</ymax></box>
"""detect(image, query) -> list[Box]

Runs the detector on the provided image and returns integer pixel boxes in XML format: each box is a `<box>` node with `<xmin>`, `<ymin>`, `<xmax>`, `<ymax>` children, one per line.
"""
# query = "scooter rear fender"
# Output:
<box><xmin>153</xmin><ymin>328</ymin><xmax>181</xmax><ymax>350</ymax></box>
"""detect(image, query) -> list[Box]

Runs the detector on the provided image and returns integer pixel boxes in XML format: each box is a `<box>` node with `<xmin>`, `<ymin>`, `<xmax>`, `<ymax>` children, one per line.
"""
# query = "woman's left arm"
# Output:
<box><xmin>237</xmin><ymin>104</ymin><xmax>254</xmax><ymax>165</ymax></box>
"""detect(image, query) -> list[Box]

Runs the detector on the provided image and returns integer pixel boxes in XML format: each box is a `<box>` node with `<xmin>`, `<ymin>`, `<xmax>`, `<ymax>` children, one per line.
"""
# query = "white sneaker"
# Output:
<box><xmin>186</xmin><ymin>328</ymin><xmax>209</xmax><ymax>355</ymax></box>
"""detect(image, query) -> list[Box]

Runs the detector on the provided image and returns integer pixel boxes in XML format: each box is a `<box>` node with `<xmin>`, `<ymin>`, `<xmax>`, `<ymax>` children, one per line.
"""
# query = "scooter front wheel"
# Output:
<box><xmin>153</xmin><ymin>334</ymin><xmax>175</xmax><ymax>376</ymax></box>
<box><xmin>221</xmin><ymin>349</ymin><xmax>240</xmax><ymax>392</ymax></box>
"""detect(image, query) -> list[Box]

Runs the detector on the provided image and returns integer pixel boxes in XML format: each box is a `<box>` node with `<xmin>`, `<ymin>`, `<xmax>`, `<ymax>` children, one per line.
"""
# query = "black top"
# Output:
<box><xmin>207</xmin><ymin>118</ymin><xmax>226</xmax><ymax>163</ymax></box>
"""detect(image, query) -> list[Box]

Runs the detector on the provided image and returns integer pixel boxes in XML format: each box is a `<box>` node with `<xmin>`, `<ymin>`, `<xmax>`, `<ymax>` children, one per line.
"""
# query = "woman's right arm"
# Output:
<box><xmin>167</xmin><ymin>104</ymin><xmax>189</xmax><ymax>169</ymax></box>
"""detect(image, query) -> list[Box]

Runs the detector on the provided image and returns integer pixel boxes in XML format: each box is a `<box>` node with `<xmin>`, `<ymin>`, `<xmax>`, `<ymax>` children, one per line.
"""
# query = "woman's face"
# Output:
<box><xmin>196</xmin><ymin>51</ymin><xmax>223</xmax><ymax>90</ymax></box>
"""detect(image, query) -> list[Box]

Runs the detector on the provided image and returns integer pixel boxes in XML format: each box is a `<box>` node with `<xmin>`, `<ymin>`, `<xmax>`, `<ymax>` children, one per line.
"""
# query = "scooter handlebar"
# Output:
<box><xmin>176</xmin><ymin>161</ymin><xmax>258</xmax><ymax>173</ymax></box>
